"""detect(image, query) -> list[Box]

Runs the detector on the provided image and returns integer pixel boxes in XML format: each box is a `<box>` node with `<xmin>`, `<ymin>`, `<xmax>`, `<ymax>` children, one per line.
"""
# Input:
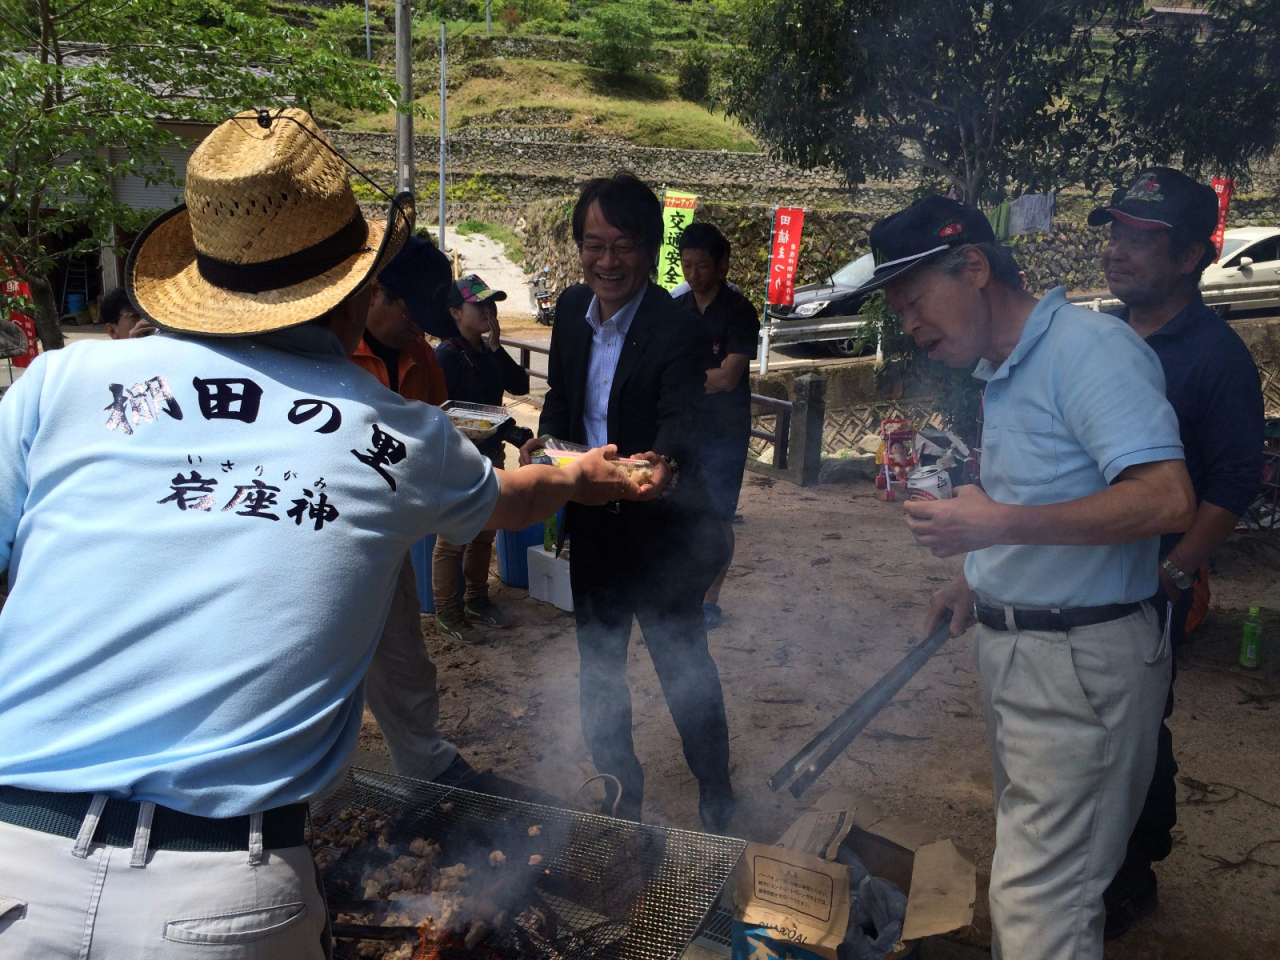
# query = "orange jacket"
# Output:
<box><xmin>351</xmin><ymin>336</ymin><xmax>448</xmax><ymax>405</ymax></box>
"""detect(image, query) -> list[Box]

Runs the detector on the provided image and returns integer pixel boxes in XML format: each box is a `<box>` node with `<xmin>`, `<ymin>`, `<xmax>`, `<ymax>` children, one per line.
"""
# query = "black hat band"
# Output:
<box><xmin>195</xmin><ymin>211</ymin><xmax>370</xmax><ymax>293</ymax></box>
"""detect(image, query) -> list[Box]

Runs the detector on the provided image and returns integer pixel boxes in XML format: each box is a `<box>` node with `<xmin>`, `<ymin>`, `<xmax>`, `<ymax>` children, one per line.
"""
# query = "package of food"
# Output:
<box><xmin>442</xmin><ymin>400</ymin><xmax>512</xmax><ymax>441</ymax></box>
<box><xmin>537</xmin><ymin>438</ymin><xmax>654</xmax><ymax>484</ymax></box>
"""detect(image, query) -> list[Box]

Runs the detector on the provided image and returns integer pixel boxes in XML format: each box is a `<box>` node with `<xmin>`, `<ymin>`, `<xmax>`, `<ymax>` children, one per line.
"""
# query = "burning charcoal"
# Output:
<box><xmin>488</xmin><ymin>850</ymin><xmax>506</xmax><ymax>868</ymax></box>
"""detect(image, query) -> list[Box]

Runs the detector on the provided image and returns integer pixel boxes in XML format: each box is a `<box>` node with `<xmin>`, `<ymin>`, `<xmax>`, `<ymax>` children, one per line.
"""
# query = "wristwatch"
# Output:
<box><xmin>1160</xmin><ymin>557</ymin><xmax>1193</xmax><ymax>591</ymax></box>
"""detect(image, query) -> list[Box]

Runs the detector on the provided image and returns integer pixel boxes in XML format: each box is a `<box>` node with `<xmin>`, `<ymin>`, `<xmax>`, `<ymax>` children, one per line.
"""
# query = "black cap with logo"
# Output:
<box><xmin>1087</xmin><ymin>167</ymin><xmax>1218</xmax><ymax>238</ymax></box>
<box><xmin>855</xmin><ymin>195</ymin><xmax>997</xmax><ymax>294</ymax></box>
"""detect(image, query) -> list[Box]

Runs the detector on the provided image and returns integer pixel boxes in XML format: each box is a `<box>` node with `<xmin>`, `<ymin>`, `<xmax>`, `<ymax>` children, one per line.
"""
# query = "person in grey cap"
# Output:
<box><xmin>1090</xmin><ymin>168</ymin><xmax>1264</xmax><ymax>940</ymax></box>
<box><xmin>855</xmin><ymin>194</ymin><xmax>1196</xmax><ymax>960</ymax></box>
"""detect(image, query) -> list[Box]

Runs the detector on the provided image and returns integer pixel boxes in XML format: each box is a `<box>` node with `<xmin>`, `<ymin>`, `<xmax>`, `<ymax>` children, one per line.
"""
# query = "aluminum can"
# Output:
<box><xmin>907</xmin><ymin>465</ymin><xmax>953</xmax><ymax>501</ymax></box>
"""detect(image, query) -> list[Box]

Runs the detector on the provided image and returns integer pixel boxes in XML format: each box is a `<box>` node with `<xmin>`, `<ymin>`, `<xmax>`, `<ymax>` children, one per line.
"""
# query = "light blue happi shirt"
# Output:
<box><xmin>0</xmin><ymin>326</ymin><xmax>498</xmax><ymax>817</ymax></box>
<box><xmin>965</xmin><ymin>288</ymin><xmax>1184</xmax><ymax>608</ymax></box>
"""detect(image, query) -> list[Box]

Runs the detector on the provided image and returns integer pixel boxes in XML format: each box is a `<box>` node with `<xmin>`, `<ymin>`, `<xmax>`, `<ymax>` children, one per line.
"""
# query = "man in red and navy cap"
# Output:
<box><xmin>1091</xmin><ymin>168</ymin><xmax>1265</xmax><ymax>940</ymax></box>
<box><xmin>855</xmin><ymin>194</ymin><xmax>1197</xmax><ymax>960</ymax></box>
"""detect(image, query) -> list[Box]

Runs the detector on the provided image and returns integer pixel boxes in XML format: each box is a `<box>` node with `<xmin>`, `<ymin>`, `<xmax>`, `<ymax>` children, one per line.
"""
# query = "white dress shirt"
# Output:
<box><xmin>582</xmin><ymin>287</ymin><xmax>647</xmax><ymax>449</ymax></box>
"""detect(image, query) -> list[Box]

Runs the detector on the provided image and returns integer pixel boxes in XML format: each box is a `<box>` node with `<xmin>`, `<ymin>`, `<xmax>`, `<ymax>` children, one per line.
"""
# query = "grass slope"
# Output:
<box><xmin>343</xmin><ymin>58</ymin><xmax>758</xmax><ymax>152</ymax></box>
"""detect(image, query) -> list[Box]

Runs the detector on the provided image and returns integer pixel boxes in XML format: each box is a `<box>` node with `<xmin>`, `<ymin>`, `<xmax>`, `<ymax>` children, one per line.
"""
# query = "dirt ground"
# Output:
<box><xmin>358</xmin><ymin>475</ymin><xmax>1280</xmax><ymax>958</ymax></box>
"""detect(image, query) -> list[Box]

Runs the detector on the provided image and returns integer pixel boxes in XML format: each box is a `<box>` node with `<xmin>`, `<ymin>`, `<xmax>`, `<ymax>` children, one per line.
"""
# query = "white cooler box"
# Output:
<box><xmin>526</xmin><ymin>545</ymin><xmax>574</xmax><ymax>613</ymax></box>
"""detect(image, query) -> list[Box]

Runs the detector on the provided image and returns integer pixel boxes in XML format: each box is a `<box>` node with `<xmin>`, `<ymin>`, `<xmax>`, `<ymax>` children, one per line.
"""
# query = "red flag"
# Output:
<box><xmin>2</xmin><ymin>268</ymin><xmax>39</xmax><ymax>369</ymax></box>
<box><xmin>766</xmin><ymin>207</ymin><xmax>806</xmax><ymax>306</ymax></box>
<box><xmin>1210</xmin><ymin>177</ymin><xmax>1234</xmax><ymax>261</ymax></box>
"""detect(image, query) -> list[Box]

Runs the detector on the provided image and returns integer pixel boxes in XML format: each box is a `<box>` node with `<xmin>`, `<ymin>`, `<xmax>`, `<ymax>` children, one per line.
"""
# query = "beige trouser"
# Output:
<box><xmin>431</xmin><ymin>448</ymin><xmax>503</xmax><ymax>612</ymax></box>
<box><xmin>364</xmin><ymin>555</ymin><xmax>458</xmax><ymax>781</ymax></box>
<box><xmin>0</xmin><ymin>813</ymin><xmax>327</xmax><ymax>959</ymax></box>
<box><xmin>977</xmin><ymin>604</ymin><xmax>1171</xmax><ymax>960</ymax></box>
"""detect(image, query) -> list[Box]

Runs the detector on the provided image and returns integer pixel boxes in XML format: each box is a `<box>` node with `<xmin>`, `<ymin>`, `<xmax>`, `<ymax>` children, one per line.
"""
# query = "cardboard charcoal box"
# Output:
<box><xmin>733</xmin><ymin>789</ymin><xmax>976</xmax><ymax>960</ymax></box>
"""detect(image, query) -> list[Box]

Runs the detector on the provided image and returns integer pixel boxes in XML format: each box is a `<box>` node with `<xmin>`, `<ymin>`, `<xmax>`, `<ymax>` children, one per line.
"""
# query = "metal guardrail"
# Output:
<box><xmin>502</xmin><ymin>336</ymin><xmax>550</xmax><ymax>381</ymax></box>
<box><xmin>502</xmin><ymin>335</ymin><xmax>795</xmax><ymax>469</ymax></box>
<box><xmin>1071</xmin><ymin>283</ymin><xmax>1280</xmax><ymax>314</ymax></box>
<box><xmin>750</xmin><ymin>393</ymin><xmax>792</xmax><ymax>469</ymax></box>
<box><xmin>759</xmin><ymin>314</ymin><xmax>870</xmax><ymax>374</ymax></box>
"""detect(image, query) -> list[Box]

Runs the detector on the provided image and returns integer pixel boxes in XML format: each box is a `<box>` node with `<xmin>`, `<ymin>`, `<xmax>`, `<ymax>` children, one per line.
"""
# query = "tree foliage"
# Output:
<box><xmin>726</xmin><ymin>0</ymin><xmax>1125</xmax><ymax>204</ymax></box>
<box><xmin>0</xmin><ymin>0</ymin><xmax>395</xmax><ymax>349</ymax></box>
<box><xmin>1110</xmin><ymin>0</ymin><xmax>1280</xmax><ymax>184</ymax></box>
<box><xmin>581</xmin><ymin>4</ymin><xmax>653</xmax><ymax>75</ymax></box>
<box><xmin>726</xmin><ymin>0</ymin><xmax>1280</xmax><ymax>203</ymax></box>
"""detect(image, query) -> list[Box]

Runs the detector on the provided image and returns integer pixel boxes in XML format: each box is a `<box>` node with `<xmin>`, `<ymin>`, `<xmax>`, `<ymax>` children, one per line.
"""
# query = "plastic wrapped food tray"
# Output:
<box><xmin>442</xmin><ymin>400</ymin><xmax>512</xmax><ymax>441</ymax></box>
<box><xmin>532</xmin><ymin>439</ymin><xmax>655</xmax><ymax>485</ymax></box>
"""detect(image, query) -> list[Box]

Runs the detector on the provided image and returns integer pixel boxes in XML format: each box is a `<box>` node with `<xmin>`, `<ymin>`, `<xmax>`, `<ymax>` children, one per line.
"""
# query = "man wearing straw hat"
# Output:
<box><xmin>0</xmin><ymin>108</ymin><xmax>639</xmax><ymax>957</ymax></box>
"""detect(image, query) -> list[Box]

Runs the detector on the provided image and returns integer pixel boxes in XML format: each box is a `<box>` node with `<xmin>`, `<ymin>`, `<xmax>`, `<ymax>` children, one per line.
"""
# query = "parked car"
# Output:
<box><xmin>1201</xmin><ymin>227</ymin><xmax>1280</xmax><ymax>315</ymax></box>
<box><xmin>766</xmin><ymin>252</ymin><xmax>876</xmax><ymax>357</ymax></box>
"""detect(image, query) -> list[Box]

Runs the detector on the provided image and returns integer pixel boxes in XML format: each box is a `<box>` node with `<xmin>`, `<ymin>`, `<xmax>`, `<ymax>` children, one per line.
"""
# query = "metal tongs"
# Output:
<box><xmin>767</xmin><ymin>622</ymin><xmax>951</xmax><ymax>798</ymax></box>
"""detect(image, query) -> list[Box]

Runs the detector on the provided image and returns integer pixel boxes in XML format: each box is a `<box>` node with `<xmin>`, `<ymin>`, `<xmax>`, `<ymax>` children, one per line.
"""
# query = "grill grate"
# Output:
<box><xmin>315</xmin><ymin>767</ymin><xmax>745</xmax><ymax>960</ymax></box>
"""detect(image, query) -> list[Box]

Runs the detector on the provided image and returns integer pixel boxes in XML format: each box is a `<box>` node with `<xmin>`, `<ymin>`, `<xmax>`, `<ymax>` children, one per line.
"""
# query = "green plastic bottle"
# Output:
<box><xmin>543</xmin><ymin>513</ymin><xmax>557</xmax><ymax>552</ymax></box>
<box><xmin>1240</xmin><ymin>606</ymin><xmax>1262</xmax><ymax>670</ymax></box>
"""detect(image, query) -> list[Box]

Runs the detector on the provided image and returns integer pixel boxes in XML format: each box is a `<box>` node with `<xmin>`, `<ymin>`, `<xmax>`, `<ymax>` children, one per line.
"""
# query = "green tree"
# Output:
<box><xmin>676</xmin><ymin>40</ymin><xmax>713</xmax><ymax>102</ymax></box>
<box><xmin>581</xmin><ymin>4</ymin><xmax>653</xmax><ymax>75</ymax></box>
<box><xmin>726</xmin><ymin>0</ymin><xmax>1129</xmax><ymax>204</ymax></box>
<box><xmin>0</xmin><ymin>0</ymin><xmax>395</xmax><ymax>350</ymax></box>
<box><xmin>1110</xmin><ymin>0</ymin><xmax>1280</xmax><ymax>185</ymax></box>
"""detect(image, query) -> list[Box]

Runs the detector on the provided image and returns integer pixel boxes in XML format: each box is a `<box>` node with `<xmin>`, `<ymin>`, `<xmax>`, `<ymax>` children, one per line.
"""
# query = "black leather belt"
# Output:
<box><xmin>0</xmin><ymin>786</ymin><xmax>307</xmax><ymax>852</ymax></box>
<box><xmin>974</xmin><ymin>601</ymin><xmax>1144</xmax><ymax>633</ymax></box>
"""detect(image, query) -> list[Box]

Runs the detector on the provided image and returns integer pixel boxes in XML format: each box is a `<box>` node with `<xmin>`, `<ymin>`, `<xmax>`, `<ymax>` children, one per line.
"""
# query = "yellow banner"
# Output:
<box><xmin>657</xmin><ymin>190</ymin><xmax>698</xmax><ymax>290</ymax></box>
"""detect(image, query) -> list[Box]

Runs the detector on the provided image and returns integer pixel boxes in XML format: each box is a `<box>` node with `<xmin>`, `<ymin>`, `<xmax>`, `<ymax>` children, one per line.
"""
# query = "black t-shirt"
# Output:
<box><xmin>676</xmin><ymin>285</ymin><xmax>760</xmax><ymax>438</ymax></box>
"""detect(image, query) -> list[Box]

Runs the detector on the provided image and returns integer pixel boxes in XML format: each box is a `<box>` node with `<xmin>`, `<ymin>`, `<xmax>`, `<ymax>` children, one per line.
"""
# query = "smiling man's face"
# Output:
<box><xmin>885</xmin><ymin>257</ymin><xmax>990</xmax><ymax>369</ymax></box>
<box><xmin>579</xmin><ymin>201</ymin><xmax>650</xmax><ymax>318</ymax></box>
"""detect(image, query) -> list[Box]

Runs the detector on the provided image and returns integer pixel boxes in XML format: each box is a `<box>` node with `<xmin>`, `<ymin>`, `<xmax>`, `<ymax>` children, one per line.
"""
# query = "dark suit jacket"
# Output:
<box><xmin>538</xmin><ymin>281</ymin><xmax>727</xmax><ymax>593</ymax></box>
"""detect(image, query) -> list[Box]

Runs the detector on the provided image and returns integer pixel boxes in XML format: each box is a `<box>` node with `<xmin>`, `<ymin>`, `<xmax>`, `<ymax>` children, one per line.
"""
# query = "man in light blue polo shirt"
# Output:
<box><xmin>854</xmin><ymin>196</ymin><xmax>1195</xmax><ymax>960</ymax></box>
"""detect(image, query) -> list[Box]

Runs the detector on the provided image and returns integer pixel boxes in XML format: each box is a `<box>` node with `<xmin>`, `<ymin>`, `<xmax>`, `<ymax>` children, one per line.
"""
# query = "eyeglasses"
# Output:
<box><xmin>578</xmin><ymin>238</ymin><xmax>645</xmax><ymax>258</ymax></box>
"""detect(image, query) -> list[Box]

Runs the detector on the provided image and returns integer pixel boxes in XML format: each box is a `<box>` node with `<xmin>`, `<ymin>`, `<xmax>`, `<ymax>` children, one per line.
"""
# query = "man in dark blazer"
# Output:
<box><xmin>520</xmin><ymin>172</ymin><xmax>734</xmax><ymax>832</ymax></box>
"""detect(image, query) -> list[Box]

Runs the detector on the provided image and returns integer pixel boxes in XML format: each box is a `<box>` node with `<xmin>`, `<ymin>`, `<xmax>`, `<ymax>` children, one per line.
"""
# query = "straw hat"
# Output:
<box><xmin>127</xmin><ymin>108</ymin><xmax>414</xmax><ymax>336</ymax></box>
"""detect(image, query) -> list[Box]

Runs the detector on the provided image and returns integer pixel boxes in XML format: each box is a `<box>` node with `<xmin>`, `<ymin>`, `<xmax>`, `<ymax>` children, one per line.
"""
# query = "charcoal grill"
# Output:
<box><xmin>314</xmin><ymin>767</ymin><xmax>745</xmax><ymax>960</ymax></box>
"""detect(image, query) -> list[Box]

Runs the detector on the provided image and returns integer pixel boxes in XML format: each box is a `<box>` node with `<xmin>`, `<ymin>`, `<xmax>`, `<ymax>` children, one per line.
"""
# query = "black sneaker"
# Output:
<box><xmin>1104</xmin><ymin>867</ymin><xmax>1158</xmax><ymax>941</ymax></box>
<box><xmin>431</xmin><ymin>752</ymin><xmax>479</xmax><ymax>787</ymax></box>
<box><xmin>464</xmin><ymin>597</ymin><xmax>507</xmax><ymax>627</ymax></box>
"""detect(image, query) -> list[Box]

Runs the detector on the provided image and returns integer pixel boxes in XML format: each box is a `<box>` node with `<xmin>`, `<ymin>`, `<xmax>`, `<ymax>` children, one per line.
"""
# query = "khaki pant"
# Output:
<box><xmin>364</xmin><ymin>556</ymin><xmax>458</xmax><ymax>781</ymax></box>
<box><xmin>431</xmin><ymin>448</ymin><xmax>502</xmax><ymax>612</ymax></box>
<box><xmin>0</xmin><ymin>815</ymin><xmax>328</xmax><ymax>959</ymax></box>
<box><xmin>977</xmin><ymin>604</ymin><xmax>1171</xmax><ymax>960</ymax></box>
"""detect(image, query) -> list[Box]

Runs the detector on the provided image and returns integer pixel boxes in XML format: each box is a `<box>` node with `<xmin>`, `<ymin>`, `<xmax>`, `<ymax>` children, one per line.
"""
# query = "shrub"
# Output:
<box><xmin>581</xmin><ymin>5</ymin><xmax>653</xmax><ymax>74</ymax></box>
<box><xmin>500</xmin><ymin>7</ymin><xmax>520</xmax><ymax>32</ymax></box>
<box><xmin>313</xmin><ymin>4</ymin><xmax>370</xmax><ymax>60</ymax></box>
<box><xmin>676</xmin><ymin>40</ymin><xmax>713</xmax><ymax>102</ymax></box>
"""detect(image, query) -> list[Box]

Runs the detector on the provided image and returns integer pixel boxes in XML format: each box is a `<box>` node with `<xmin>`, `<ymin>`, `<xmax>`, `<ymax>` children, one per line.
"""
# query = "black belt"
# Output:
<box><xmin>0</xmin><ymin>786</ymin><xmax>307</xmax><ymax>852</ymax></box>
<box><xmin>974</xmin><ymin>601</ymin><xmax>1144</xmax><ymax>633</ymax></box>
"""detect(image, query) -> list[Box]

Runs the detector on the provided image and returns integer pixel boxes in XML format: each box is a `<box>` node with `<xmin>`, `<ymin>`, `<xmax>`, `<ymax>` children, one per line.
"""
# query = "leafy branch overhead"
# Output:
<box><xmin>1</xmin><ymin>0</ymin><xmax>397</xmax><ymax>349</ymax></box>
<box><xmin>725</xmin><ymin>0</ymin><xmax>1280</xmax><ymax>204</ymax></box>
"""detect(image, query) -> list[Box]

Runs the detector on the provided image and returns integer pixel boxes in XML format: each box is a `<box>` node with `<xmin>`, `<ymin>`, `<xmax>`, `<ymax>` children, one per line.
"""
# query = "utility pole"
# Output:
<box><xmin>438</xmin><ymin>23</ymin><xmax>447</xmax><ymax>252</ymax></box>
<box><xmin>364</xmin><ymin>0</ymin><xmax>372</xmax><ymax>60</ymax></box>
<box><xmin>486</xmin><ymin>0</ymin><xmax>491</xmax><ymax>34</ymax></box>
<box><xmin>395</xmin><ymin>0</ymin><xmax>414</xmax><ymax>195</ymax></box>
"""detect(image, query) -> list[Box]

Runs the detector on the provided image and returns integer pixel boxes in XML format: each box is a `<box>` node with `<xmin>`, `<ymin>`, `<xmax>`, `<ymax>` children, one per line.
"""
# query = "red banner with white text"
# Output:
<box><xmin>766</xmin><ymin>206</ymin><xmax>806</xmax><ymax>305</ymax></box>
<box><xmin>1211</xmin><ymin>177</ymin><xmax>1234</xmax><ymax>261</ymax></box>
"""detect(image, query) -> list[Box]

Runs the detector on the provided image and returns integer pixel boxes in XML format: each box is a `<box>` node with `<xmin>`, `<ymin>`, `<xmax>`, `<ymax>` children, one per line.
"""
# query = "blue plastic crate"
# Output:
<box><xmin>496</xmin><ymin>509</ymin><xmax>563</xmax><ymax>589</ymax></box>
<box><xmin>408</xmin><ymin>535</ymin><xmax>464</xmax><ymax>614</ymax></box>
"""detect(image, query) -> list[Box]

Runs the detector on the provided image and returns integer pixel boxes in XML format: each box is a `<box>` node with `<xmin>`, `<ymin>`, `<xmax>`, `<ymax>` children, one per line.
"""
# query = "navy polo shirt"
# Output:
<box><xmin>1118</xmin><ymin>295</ymin><xmax>1264</xmax><ymax>554</ymax></box>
